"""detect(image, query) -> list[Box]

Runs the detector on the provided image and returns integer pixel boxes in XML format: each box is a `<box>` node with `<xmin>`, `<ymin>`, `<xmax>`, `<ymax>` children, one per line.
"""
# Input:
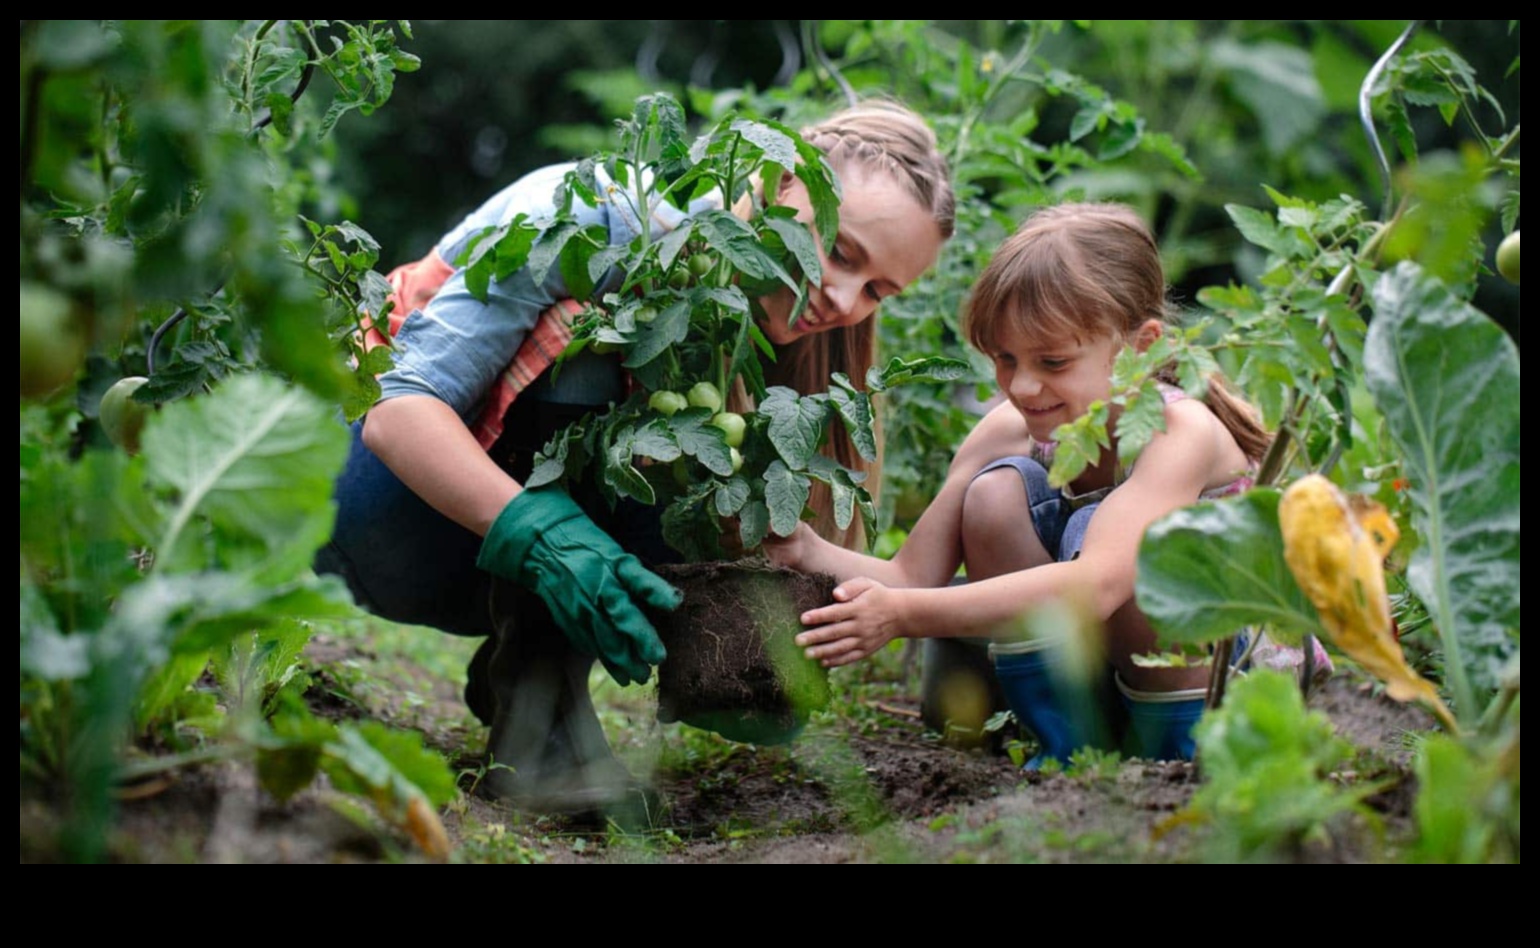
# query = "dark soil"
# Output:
<box><xmin>652</xmin><ymin>562</ymin><xmax>835</xmax><ymax>746</ymax></box>
<box><xmin>19</xmin><ymin>629</ymin><xmax>1437</xmax><ymax>864</ymax></box>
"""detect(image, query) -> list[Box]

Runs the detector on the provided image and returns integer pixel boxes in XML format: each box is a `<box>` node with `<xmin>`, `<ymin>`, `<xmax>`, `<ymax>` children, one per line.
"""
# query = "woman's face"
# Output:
<box><xmin>756</xmin><ymin>167</ymin><xmax>944</xmax><ymax>346</ymax></box>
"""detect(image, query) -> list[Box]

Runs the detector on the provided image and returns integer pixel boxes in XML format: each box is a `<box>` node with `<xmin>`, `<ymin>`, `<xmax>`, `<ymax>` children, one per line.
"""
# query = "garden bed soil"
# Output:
<box><xmin>20</xmin><ymin>632</ymin><xmax>1435</xmax><ymax>864</ymax></box>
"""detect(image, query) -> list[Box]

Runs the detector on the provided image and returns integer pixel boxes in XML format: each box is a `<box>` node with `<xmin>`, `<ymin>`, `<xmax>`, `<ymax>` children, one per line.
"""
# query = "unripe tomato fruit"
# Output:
<box><xmin>649</xmin><ymin>390</ymin><xmax>688</xmax><ymax>417</ymax></box>
<box><xmin>688</xmin><ymin>252</ymin><xmax>715</xmax><ymax>279</ymax></box>
<box><xmin>1497</xmin><ymin>230</ymin><xmax>1520</xmax><ymax>285</ymax></box>
<box><xmin>100</xmin><ymin>376</ymin><xmax>152</xmax><ymax>454</ymax></box>
<box><xmin>729</xmin><ymin>447</ymin><xmax>744</xmax><ymax>473</ymax></box>
<box><xmin>710</xmin><ymin>411</ymin><xmax>746</xmax><ymax>447</ymax></box>
<box><xmin>686</xmin><ymin>381</ymin><xmax>723</xmax><ymax>413</ymax></box>
<box><xmin>667</xmin><ymin>268</ymin><xmax>691</xmax><ymax>290</ymax></box>
<box><xmin>19</xmin><ymin>281</ymin><xmax>87</xmax><ymax>399</ymax></box>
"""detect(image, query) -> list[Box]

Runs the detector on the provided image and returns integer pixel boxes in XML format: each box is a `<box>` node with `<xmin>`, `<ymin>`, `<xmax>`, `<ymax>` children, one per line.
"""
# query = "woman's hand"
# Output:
<box><xmin>761</xmin><ymin>521</ymin><xmax>816</xmax><ymax>571</ymax></box>
<box><xmin>794</xmin><ymin>576</ymin><xmax>909</xmax><ymax>668</ymax></box>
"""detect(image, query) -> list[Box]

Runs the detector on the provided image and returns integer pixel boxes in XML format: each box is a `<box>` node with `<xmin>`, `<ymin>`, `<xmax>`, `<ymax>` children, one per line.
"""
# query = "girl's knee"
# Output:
<box><xmin>961</xmin><ymin>467</ymin><xmax>1030</xmax><ymax>542</ymax></box>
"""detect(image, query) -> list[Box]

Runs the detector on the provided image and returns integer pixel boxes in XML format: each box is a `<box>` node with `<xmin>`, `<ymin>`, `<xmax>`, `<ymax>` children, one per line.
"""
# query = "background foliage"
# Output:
<box><xmin>20</xmin><ymin>20</ymin><xmax>1519</xmax><ymax>863</ymax></box>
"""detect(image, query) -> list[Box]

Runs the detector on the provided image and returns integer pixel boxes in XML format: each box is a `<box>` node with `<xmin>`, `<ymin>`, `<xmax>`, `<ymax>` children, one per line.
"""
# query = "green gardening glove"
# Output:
<box><xmin>477</xmin><ymin>487</ymin><xmax>681</xmax><ymax>686</ymax></box>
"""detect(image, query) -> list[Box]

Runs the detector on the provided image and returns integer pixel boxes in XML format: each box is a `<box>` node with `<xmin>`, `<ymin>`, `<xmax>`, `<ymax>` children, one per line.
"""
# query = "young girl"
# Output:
<box><xmin>315</xmin><ymin>101</ymin><xmax>954</xmax><ymax>812</ymax></box>
<box><xmin>767</xmin><ymin>202</ymin><xmax>1274</xmax><ymax>765</ymax></box>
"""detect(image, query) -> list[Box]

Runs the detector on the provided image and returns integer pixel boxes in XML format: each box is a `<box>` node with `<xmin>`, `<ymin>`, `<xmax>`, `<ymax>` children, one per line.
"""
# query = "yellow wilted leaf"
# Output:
<box><xmin>403</xmin><ymin>794</ymin><xmax>452</xmax><ymax>862</ymax></box>
<box><xmin>1278</xmin><ymin>475</ymin><xmax>1457</xmax><ymax>733</ymax></box>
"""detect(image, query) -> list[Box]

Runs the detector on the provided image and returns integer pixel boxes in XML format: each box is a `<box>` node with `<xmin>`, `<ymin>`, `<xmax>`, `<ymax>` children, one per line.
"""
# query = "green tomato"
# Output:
<box><xmin>590</xmin><ymin>340</ymin><xmax>622</xmax><ymax>355</ymax></box>
<box><xmin>1497</xmin><ymin>230</ymin><xmax>1520</xmax><ymax>285</ymax></box>
<box><xmin>649</xmin><ymin>390</ymin><xmax>689</xmax><ymax>417</ymax></box>
<box><xmin>667</xmin><ymin>268</ymin><xmax>692</xmax><ymax>290</ymax></box>
<box><xmin>686</xmin><ymin>381</ymin><xmax>723</xmax><ymax>414</ymax></box>
<box><xmin>634</xmin><ymin>304</ymin><xmax>659</xmax><ymax>324</ymax></box>
<box><xmin>19</xmin><ymin>281</ymin><xmax>87</xmax><ymax>399</ymax></box>
<box><xmin>672</xmin><ymin>458</ymin><xmax>692</xmax><ymax>488</ymax></box>
<box><xmin>710</xmin><ymin>411</ymin><xmax>746</xmax><ymax>448</ymax></box>
<box><xmin>688</xmin><ymin>252</ymin><xmax>716</xmax><ymax>279</ymax></box>
<box><xmin>729</xmin><ymin>447</ymin><xmax>744</xmax><ymax>473</ymax></box>
<box><xmin>99</xmin><ymin>376</ymin><xmax>151</xmax><ymax>454</ymax></box>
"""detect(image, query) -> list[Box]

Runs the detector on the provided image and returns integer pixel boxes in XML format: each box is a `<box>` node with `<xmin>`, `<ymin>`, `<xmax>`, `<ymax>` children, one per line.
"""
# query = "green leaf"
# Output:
<box><xmin>630</xmin><ymin>420</ymin><xmax>682</xmax><ymax>463</ymax></box>
<box><xmin>1365</xmin><ymin>263</ymin><xmax>1520</xmax><ymax>704</ymax></box>
<box><xmin>695</xmin><ymin>210</ymin><xmax>796</xmax><ymax>288</ymax></box>
<box><xmin>1227</xmin><ymin>205</ymin><xmax>1296</xmax><ymax>258</ymax></box>
<box><xmin>1047</xmin><ymin>401</ymin><xmax>1110</xmax><ymax>488</ymax></box>
<box><xmin>655</xmin><ymin>223</ymin><xmax>694</xmax><ymax>273</ymax></box>
<box><xmin>526</xmin><ymin>219</ymin><xmax>581</xmax><ymax>286</ymax></box>
<box><xmin>866</xmin><ymin>356</ymin><xmax>970</xmax><ymax>393</ymax></box>
<box><xmin>143</xmin><ymin>374</ymin><xmax>349</xmax><ymax>581</ymax></box>
<box><xmin>669</xmin><ymin>409</ymin><xmax>735</xmax><ymax>477</ymax></box>
<box><xmin>1114</xmin><ymin>382</ymin><xmax>1168</xmax><ymax>469</ymax></box>
<box><xmin>1136</xmin><ymin>490</ymin><xmax>1326</xmax><ymax>647</ymax></box>
<box><xmin>761</xmin><ymin>387</ymin><xmax>828</xmax><ymax>469</ymax></box>
<box><xmin>623</xmin><ymin>298</ymin><xmax>691</xmax><ymax>369</ymax></box>
<box><xmin>604</xmin><ymin>434</ymin><xmax>654</xmax><ymax>506</ymax></box>
<box><xmin>323</xmin><ymin>720</ymin><xmax>457</xmax><ymax>808</ymax></box>
<box><xmin>764</xmin><ymin>461</ymin><xmax>812</xmax><ymax>538</ymax></box>
<box><xmin>738</xmin><ymin>500</ymin><xmax>771</xmax><ymax>551</ymax></box>
<box><xmin>730</xmin><ymin>119</ymin><xmax>797</xmax><ymax>170</ymax></box>
<box><xmin>827</xmin><ymin>379</ymin><xmax>877</xmax><ymax>462</ymax></box>
<box><xmin>765</xmin><ymin>216</ymin><xmax>823</xmax><ymax>288</ymax></box>
<box><xmin>714</xmin><ymin>477</ymin><xmax>750</xmax><ymax>518</ymax></box>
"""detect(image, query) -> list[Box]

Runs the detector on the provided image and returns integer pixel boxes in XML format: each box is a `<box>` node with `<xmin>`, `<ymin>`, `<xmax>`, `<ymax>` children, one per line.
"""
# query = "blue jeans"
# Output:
<box><xmin>313</xmin><ymin>401</ymin><xmax>676</xmax><ymax>638</ymax></box>
<box><xmin>971</xmin><ymin>455</ymin><xmax>1099</xmax><ymax>563</ymax></box>
<box><xmin>919</xmin><ymin>456</ymin><xmax>1104</xmax><ymax>742</ymax></box>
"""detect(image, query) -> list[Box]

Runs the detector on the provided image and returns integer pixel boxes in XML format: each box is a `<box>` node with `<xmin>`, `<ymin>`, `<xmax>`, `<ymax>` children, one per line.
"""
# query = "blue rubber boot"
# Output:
<box><xmin>990</xmin><ymin>639</ymin><xmax>1113</xmax><ymax>770</ymax></box>
<box><xmin>1116</xmin><ymin>675</ymin><xmax>1207</xmax><ymax>762</ymax></box>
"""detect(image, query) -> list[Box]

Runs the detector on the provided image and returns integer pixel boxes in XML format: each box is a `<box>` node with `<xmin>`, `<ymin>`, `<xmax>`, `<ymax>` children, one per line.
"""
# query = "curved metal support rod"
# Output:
<box><xmin>1360</xmin><ymin>20</ymin><xmax>1424</xmax><ymax>220</ymax></box>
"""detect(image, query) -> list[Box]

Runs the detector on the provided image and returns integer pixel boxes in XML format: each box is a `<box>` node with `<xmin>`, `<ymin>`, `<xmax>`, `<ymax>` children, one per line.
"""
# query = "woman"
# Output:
<box><xmin>316</xmin><ymin>101</ymin><xmax>955</xmax><ymax>816</ymax></box>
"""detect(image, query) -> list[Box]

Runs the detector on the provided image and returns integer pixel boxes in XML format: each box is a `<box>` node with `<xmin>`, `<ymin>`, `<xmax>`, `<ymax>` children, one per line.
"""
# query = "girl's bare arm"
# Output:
<box><xmin>766</xmin><ymin>399</ymin><xmax>1032</xmax><ymax>588</ymax></box>
<box><xmin>796</xmin><ymin>400</ymin><xmax>1224</xmax><ymax>665</ymax></box>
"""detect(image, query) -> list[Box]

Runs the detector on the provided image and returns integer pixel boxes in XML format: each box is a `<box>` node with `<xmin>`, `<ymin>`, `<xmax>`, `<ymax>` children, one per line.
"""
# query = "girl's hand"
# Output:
<box><xmin>794</xmin><ymin>576</ymin><xmax>907</xmax><ymax>668</ymax></box>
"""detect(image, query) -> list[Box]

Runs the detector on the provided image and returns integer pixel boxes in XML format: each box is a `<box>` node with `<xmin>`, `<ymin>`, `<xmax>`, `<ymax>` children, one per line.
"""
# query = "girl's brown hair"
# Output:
<box><xmin>737</xmin><ymin>100</ymin><xmax>954</xmax><ymax>549</ymax></box>
<box><xmin>965</xmin><ymin>202</ymin><xmax>1270</xmax><ymax>461</ymax></box>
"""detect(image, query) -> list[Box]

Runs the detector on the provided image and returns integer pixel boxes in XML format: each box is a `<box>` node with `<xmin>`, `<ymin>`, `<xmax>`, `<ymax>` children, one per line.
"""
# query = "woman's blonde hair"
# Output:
<box><xmin>762</xmin><ymin>99</ymin><xmax>954</xmax><ymax>549</ymax></box>
<box><xmin>965</xmin><ymin>202</ymin><xmax>1271</xmax><ymax>461</ymax></box>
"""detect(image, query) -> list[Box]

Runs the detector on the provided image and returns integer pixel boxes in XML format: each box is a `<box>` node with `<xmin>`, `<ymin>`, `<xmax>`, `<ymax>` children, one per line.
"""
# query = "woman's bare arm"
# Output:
<box><xmin>361</xmin><ymin>394</ymin><xmax>521</xmax><ymax>537</ymax></box>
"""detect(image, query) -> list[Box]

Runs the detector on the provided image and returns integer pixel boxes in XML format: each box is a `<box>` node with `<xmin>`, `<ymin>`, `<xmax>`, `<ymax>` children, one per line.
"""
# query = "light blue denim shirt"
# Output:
<box><xmin>379</xmin><ymin>162</ymin><xmax>716</xmax><ymax>419</ymax></box>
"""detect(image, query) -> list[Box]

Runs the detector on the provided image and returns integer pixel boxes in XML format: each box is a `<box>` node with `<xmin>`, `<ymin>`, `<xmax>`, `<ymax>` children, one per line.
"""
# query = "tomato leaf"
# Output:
<box><xmin>1136</xmin><ymin>490</ymin><xmax>1326</xmax><ymax>647</ymax></box>
<box><xmin>764</xmin><ymin>461</ymin><xmax>811</xmax><ymax>538</ymax></box>
<box><xmin>761</xmin><ymin>386</ymin><xmax>828</xmax><ymax>469</ymax></box>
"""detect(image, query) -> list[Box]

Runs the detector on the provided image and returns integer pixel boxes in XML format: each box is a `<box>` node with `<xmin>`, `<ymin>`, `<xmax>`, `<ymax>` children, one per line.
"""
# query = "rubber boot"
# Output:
<box><xmin>479</xmin><ymin>579</ymin><xmax>653</xmax><ymax>824</ymax></box>
<box><xmin>1116</xmin><ymin>674</ymin><xmax>1207</xmax><ymax>762</ymax></box>
<box><xmin>920</xmin><ymin>637</ymin><xmax>1010</xmax><ymax>749</ymax></box>
<box><xmin>990</xmin><ymin>639</ymin><xmax>1113</xmax><ymax>770</ymax></box>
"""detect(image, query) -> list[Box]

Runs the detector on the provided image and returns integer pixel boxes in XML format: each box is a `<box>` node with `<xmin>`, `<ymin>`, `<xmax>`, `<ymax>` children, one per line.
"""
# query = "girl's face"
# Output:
<box><xmin>989</xmin><ymin>319</ymin><xmax>1162</xmax><ymax>445</ymax></box>
<box><xmin>756</xmin><ymin>168</ymin><xmax>943</xmax><ymax>346</ymax></box>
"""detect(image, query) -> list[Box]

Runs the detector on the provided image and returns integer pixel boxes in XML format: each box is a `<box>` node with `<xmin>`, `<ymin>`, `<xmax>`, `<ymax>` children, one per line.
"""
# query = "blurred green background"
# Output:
<box><xmin>330</xmin><ymin>20</ymin><xmax>1519</xmax><ymax>339</ymax></box>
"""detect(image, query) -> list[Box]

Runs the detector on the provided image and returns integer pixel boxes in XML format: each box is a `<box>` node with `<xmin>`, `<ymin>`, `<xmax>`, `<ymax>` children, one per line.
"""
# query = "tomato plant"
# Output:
<box><xmin>462</xmin><ymin>92</ymin><xmax>964</xmax><ymax>560</ymax></box>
